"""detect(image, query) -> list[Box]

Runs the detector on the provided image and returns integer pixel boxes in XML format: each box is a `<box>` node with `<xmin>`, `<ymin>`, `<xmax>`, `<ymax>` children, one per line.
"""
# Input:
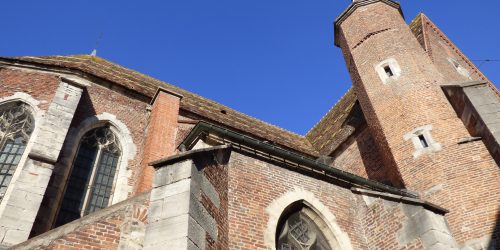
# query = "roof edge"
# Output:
<box><xmin>180</xmin><ymin>121</ymin><xmax>419</xmax><ymax>198</ymax></box>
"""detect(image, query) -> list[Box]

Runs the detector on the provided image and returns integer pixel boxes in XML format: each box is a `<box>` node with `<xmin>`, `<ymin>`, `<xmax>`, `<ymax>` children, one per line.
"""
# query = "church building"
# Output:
<box><xmin>0</xmin><ymin>0</ymin><xmax>498</xmax><ymax>249</ymax></box>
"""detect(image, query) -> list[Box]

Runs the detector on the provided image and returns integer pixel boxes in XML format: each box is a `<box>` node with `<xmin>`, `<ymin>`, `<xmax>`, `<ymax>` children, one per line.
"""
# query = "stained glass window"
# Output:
<box><xmin>277</xmin><ymin>207</ymin><xmax>332</xmax><ymax>250</ymax></box>
<box><xmin>56</xmin><ymin>126</ymin><xmax>121</xmax><ymax>226</ymax></box>
<box><xmin>0</xmin><ymin>102</ymin><xmax>34</xmax><ymax>201</ymax></box>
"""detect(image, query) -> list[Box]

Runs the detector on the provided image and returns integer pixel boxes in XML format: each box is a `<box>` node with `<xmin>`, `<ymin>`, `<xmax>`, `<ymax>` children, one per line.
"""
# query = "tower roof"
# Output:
<box><xmin>333</xmin><ymin>0</ymin><xmax>403</xmax><ymax>47</ymax></box>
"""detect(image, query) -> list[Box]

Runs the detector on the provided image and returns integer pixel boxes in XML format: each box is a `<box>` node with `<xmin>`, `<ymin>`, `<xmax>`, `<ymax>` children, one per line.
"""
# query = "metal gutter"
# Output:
<box><xmin>179</xmin><ymin>121</ymin><xmax>418</xmax><ymax>198</ymax></box>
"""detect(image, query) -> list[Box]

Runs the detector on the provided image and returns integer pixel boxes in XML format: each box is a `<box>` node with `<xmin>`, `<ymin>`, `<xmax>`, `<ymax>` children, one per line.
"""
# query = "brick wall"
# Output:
<box><xmin>71</xmin><ymin>81</ymin><xmax>150</xmax><ymax>193</ymax></box>
<box><xmin>336</xmin><ymin>2</ymin><xmax>500</xmax><ymax>244</ymax></box>
<box><xmin>12</xmin><ymin>193</ymin><xmax>149</xmax><ymax>250</ymax></box>
<box><xmin>359</xmin><ymin>199</ymin><xmax>422</xmax><ymax>250</ymax></box>
<box><xmin>331</xmin><ymin>125</ymin><xmax>392</xmax><ymax>185</ymax></box>
<box><xmin>201</xmin><ymin>156</ymin><xmax>229</xmax><ymax>249</ymax></box>
<box><xmin>0</xmin><ymin>67</ymin><xmax>59</xmax><ymax>110</ymax></box>
<box><xmin>32</xmin><ymin>74</ymin><xmax>151</xmax><ymax>236</ymax></box>
<box><xmin>227</xmin><ymin>151</ymin><xmax>366</xmax><ymax>249</ymax></box>
<box><xmin>421</xmin><ymin>14</ymin><xmax>497</xmax><ymax>90</ymax></box>
<box><xmin>136</xmin><ymin>90</ymin><xmax>181</xmax><ymax>193</ymax></box>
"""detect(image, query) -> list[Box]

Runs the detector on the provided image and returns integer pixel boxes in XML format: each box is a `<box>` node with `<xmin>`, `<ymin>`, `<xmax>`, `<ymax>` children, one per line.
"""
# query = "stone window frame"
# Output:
<box><xmin>277</xmin><ymin>205</ymin><xmax>332</xmax><ymax>249</ymax></box>
<box><xmin>264</xmin><ymin>188</ymin><xmax>353</xmax><ymax>250</ymax></box>
<box><xmin>63</xmin><ymin>126</ymin><xmax>123</xmax><ymax>220</ymax></box>
<box><xmin>447</xmin><ymin>57</ymin><xmax>472</xmax><ymax>80</ymax></box>
<box><xmin>375</xmin><ymin>58</ymin><xmax>402</xmax><ymax>84</ymax></box>
<box><xmin>56</xmin><ymin>113</ymin><xmax>136</xmax><ymax>211</ymax></box>
<box><xmin>0</xmin><ymin>93</ymin><xmax>42</xmax><ymax>212</ymax></box>
<box><xmin>404</xmin><ymin>125</ymin><xmax>442</xmax><ymax>159</ymax></box>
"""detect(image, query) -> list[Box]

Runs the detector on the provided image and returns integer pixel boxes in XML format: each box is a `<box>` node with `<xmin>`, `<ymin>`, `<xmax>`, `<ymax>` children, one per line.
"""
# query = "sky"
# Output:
<box><xmin>2</xmin><ymin>0</ymin><xmax>499</xmax><ymax>135</ymax></box>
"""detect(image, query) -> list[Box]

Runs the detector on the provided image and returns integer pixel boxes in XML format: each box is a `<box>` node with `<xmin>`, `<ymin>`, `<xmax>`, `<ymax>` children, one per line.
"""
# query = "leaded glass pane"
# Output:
<box><xmin>56</xmin><ymin>126</ymin><xmax>121</xmax><ymax>226</ymax></box>
<box><xmin>0</xmin><ymin>102</ymin><xmax>34</xmax><ymax>201</ymax></box>
<box><xmin>55</xmin><ymin>142</ymin><xmax>98</xmax><ymax>226</ymax></box>
<box><xmin>84</xmin><ymin>149</ymin><xmax>119</xmax><ymax>214</ymax></box>
<box><xmin>277</xmin><ymin>208</ymin><xmax>332</xmax><ymax>250</ymax></box>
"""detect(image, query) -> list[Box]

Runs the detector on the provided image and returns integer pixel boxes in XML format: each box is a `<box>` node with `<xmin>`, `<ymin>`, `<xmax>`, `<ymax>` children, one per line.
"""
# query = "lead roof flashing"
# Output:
<box><xmin>334</xmin><ymin>0</ymin><xmax>403</xmax><ymax>47</ymax></box>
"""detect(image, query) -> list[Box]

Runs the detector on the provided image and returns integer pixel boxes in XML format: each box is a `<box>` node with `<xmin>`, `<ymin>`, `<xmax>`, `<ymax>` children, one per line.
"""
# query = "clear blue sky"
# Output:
<box><xmin>2</xmin><ymin>0</ymin><xmax>499</xmax><ymax>135</ymax></box>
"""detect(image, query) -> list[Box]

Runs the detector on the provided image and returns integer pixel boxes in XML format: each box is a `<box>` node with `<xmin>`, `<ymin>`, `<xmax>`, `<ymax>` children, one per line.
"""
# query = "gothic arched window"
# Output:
<box><xmin>56</xmin><ymin>126</ymin><xmax>121</xmax><ymax>226</ymax></box>
<box><xmin>277</xmin><ymin>204</ymin><xmax>332</xmax><ymax>250</ymax></box>
<box><xmin>0</xmin><ymin>102</ymin><xmax>34</xmax><ymax>200</ymax></box>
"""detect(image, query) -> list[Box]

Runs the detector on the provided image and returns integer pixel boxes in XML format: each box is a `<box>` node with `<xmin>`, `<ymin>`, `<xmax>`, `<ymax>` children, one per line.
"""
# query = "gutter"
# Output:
<box><xmin>179</xmin><ymin>121</ymin><xmax>419</xmax><ymax>199</ymax></box>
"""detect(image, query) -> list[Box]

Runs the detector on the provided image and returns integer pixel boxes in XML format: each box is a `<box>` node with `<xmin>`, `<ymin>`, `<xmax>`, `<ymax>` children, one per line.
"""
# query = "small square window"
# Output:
<box><xmin>376</xmin><ymin>58</ymin><xmax>401</xmax><ymax>84</ymax></box>
<box><xmin>404</xmin><ymin>125</ymin><xmax>442</xmax><ymax>159</ymax></box>
<box><xmin>384</xmin><ymin>66</ymin><xmax>394</xmax><ymax>77</ymax></box>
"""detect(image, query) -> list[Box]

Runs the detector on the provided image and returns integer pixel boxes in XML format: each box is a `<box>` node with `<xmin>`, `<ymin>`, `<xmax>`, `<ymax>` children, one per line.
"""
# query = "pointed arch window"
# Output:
<box><xmin>0</xmin><ymin>102</ymin><xmax>34</xmax><ymax>200</ymax></box>
<box><xmin>277</xmin><ymin>204</ymin><xmax>333</xmax><ymax>250</ymax></box>
<box><xmin>56</xmin><ymin>126</ymin><xmax>121</xmax><ymax>226</ymax></box>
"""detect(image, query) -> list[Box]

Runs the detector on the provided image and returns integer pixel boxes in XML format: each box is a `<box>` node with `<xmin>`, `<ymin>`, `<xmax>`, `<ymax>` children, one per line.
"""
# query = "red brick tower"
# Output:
<box><xmin>334</xmin><ymin>0</ymin><xmax>499</xmax><ymax>244</ymax></box>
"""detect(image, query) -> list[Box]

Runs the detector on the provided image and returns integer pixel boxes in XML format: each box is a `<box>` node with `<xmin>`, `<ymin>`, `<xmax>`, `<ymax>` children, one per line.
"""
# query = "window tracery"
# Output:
<box><xmin>277</xmin><ymin>206</ymin><xmax>331</xmax><ymax>250</ymax></box>
<box><xmin>56</xmin><ymin>126</ymin><xmax>121</xmax><ymax>226</ymax></box>
<box><xmin>0</xmin><ymin>102</ymin><xmax>34</xmax><ymax>199</ymax></box>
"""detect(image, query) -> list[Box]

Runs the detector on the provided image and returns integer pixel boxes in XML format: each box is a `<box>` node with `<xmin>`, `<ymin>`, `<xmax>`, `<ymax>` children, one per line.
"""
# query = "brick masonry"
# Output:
<box><xmin>136</xmin><ymin>90</ymin><xmax>182</xmax><ymax>193</ymax></box>
<box><xmin>0</xmin><ymin>78</ymin><xmax>84</xmax><ymax>248</ymax></box>
<box><xmin>0</xmin><ymin>67</ymin><xmax>59</xmax><ymax>110</ymax></box>
<box><xmin>331</xmin><ymin>125</ymin><xmax>392</xmax><ymax>185</ymax></box>
<box><xmin>336</xmin><ymin>1</ymin><xmax>499</xmax><ymax>246</ymax></box>
<box><xmin>10</xmin><ymin>193</ymin><xmax>149</xmax><ymax>250</ymax></box>
<box><xmin>29</xmin><ymin>72</ymin><xmax>151</xmax><ymax>237</ymax></box>
<box><xmin>0</xmin><ymin>1</ymin><xmax>499</xmax><ymax>249</ymax></box>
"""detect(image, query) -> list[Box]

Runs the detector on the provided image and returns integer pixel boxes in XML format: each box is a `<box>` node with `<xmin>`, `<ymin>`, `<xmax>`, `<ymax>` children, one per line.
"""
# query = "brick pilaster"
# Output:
<box><xmin>136</xmin><ymin>88</ymin><xmax>182</xmax><ymax>193</ymax></box>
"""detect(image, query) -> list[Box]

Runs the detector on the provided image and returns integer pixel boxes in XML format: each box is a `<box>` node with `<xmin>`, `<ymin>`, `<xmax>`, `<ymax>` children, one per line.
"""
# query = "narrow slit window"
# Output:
<box><xmin>418</xmin><ymin>134</ymin><xmax>429</xmax><ymax>148</ymax></box>
<box><xmin>384</xmin><ymin>66</ymin><xmax>393</xmax><ymax>77</ymax></box>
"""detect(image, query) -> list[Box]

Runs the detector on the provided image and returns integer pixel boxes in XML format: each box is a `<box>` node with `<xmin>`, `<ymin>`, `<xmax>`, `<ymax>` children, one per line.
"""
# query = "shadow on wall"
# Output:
<box><xmin>344</xmin><ymin>103</ymin><xmax>404</xmax><ymax>188</ymax></box>
<box><xmin>29</xmin><ymin>89</ymin><xmax>97</xmax><ymax>238</ymax></box>
<box><xmin>489</xmin><ymin>209</ymin><xmax>500</xmax><ymax>249</ymax></box>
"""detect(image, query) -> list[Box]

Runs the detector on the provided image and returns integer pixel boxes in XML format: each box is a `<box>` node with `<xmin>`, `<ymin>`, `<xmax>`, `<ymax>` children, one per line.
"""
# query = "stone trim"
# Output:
<box><xmin>150</xmin><ymin>87</ymin><xmax>183</xmax><ymax>104</ymax></box>
<box><xmin>0</xmin><ymin>93</ymin><xmax>43</xmax><ymax>219</ymax></box>
<box><xmin>351</xmin><ymin>187</ymin><xmax>448</xmax><ymax>214</ymax></box>
<box><xmin>58</xmin><ymin>113</ymin><xmax>137</xmax><ymax>205</ymax></box>
<box><xmin>447</xmin><ymin>58</ymin><xmax>472</xmax><ymax>80</ymax></box>
<box><xmin>9</xmin><ymin>192</ymin><xmax>149</xmax><ymax>250</ymax></box>
<box><xmin>403</xmin><ymin>125</ymin><xmax>442</xmax><ymax>159</ymax></box>
<box><xmin>375</xmin><ymin>58</ymin><xmax>402</xmax><ymax>84</ymax></box>
<box><xmin>0</xmin><ymin>81</ymin><xmax>84</xmax><ymax>248</ymax></box>
<box><xmin>150</xmin><ymin>145</ymin><xmax>231</xmax><ymax>168</ymax></box>
<box><xmin>145</xmin><ymin>158</ymin><xmax>219</xmax><ymax>250</ymax></box>
<box><xmin>263</xmin><ymin>187</ymin><xmax>353</xmax><ymax>250</ymax></box>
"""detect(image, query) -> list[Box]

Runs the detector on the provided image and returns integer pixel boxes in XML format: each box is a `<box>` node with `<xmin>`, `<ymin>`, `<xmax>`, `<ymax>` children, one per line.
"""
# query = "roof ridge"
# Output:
<box><xmin>6</xmin><ymin>55</ymin><xmax>311</xmax><ymax>145</ymax></box>
<box><xmin>78</xmin><ymin>56</ymin><xmax>308</xmax><ymax>139</ymax></box>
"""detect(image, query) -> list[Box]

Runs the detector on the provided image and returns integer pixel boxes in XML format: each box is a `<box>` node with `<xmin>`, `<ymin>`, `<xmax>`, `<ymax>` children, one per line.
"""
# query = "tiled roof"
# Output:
<box><xmin>0</xmin><ymin>55</ymin><xmax>319</xmax><ymax>157</ymax></box>
<box><xmin>409</xmin><ymin>13</ymin><xmax>499</xmax><ymax>97</ymax></box>
<box><xmin>305</xmin><ymin>88</ymin><xmax>362</xmax><ymax>155</ymax></box>
<box><xmin>409</xmin><ymin>13</ymin><xmax>426</xmax><ymax>51</ymax></box>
